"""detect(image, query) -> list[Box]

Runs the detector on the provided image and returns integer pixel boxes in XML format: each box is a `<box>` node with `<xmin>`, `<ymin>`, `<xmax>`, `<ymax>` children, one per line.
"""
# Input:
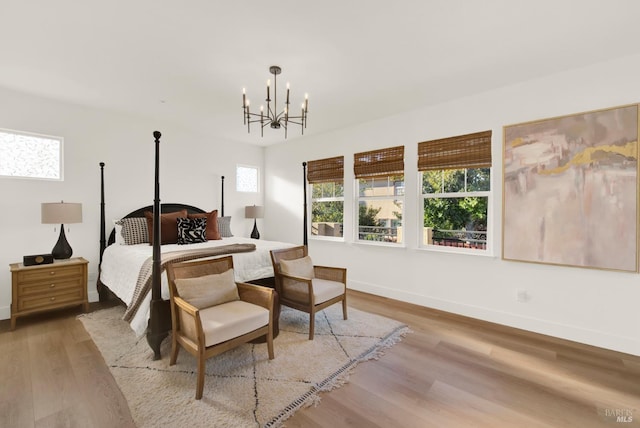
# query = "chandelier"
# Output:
<box><xmin>242</xmin><ymin>65</ymin><xmax>308</xmax><ymax>138</ymax></box>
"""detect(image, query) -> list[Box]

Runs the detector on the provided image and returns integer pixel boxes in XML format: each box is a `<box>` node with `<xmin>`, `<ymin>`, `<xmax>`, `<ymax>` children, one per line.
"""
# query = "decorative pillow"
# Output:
<box><xmin>114</xmin><ymin>217</ymin><xmax>149</xmax><ymax>245</ymax></box>
<box><xmin>177</xmin><ymin>217</ymin><xmax>207</xmax><ymax>245</ymax></box>
<box><xmin>113</xmin><ymin>220</ymin><xmax>124</xmax><ymax>245</ymax></box>
<box><xmin>174</xmin><ymin>268</ymin><xmax>239</xmax><ymax>309</ymax></box>
<box><xmin>144</xmin><ymin>209</ymin><xmax>188</xmax><ymax>245</ymax></box>
<box><xmin>188</xmin><ymin>210</ymin><xmax>221</xmax><ymax>240</ymax></box>
<box><xmin>217</xmin><ymin>216</ymin><xmax>234</xmax><ymax>237</ymax></box>
<box><xmin>279</xmin><ymin>256</ymin><xmax>315</xmax><ymax>279</ymax></box>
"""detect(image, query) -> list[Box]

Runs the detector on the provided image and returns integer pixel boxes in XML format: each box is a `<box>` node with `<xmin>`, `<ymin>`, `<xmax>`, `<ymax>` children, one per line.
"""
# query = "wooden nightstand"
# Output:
<box><xmin>10</xmin><ymin>257</ymin><xmax>89</xmax><ymax>330</ymax></box>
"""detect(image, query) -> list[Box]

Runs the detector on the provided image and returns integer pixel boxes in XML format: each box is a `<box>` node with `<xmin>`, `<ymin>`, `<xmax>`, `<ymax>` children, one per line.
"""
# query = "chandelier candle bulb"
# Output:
<box><xmin>246</xmin><ymin>100</ymin><xmax>250</xmax><ymax>132</ymax></box>
<box><xmin>242</xmin><ymin>89</ymin><xmax>247</xmax><ymax>124</ymax></box>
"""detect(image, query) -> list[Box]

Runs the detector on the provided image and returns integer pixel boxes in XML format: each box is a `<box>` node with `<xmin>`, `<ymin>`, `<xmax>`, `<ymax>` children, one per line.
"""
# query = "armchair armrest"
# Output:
<box><xmin>237</xmin><ymin>282</ymin><xmax>275</xmax><ymax>311</ymax></box>
<box><xmin>172</xmin><ymin>295</ymin><xmax>203</xmax><ymax>346</ymax></box>
<box><xmin>314</xmin><ymin>266</ymin><xmax>347</xmax><ymax>283</ymax></box>
<box><xmin>279</xmin><ymin>273</ymin><xmax>314</xmax><ymax>304</ymax></box>
<box><xmin>173</xmin><ymin>295</ymin><xmax>199</xmax><ymax>317</ymax></box>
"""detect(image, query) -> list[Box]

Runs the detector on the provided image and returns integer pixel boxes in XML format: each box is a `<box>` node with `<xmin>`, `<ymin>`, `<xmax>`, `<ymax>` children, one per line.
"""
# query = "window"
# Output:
<box><xmin>354</xmin><ymin>146</ymin><xmax>404</xmax><ymax>244</ymax></box>
<box><xmin>308</xmin><ymin>156</ymin><xmax>344</xmax><ymax>238</ymax></box>
<box><xmin>0</xmin><ymin>128</ymin><xmax>63</xmax><ymax>180</ymax></box>
<box><xmin>419</xmin><ymin>131</ymin><xmax>492</xmax><ymax>252</ymax></box>
<box><xmin>236</xmin><ymin>165</ymin><xmax>259</xmax><ymax>192</ymax></box>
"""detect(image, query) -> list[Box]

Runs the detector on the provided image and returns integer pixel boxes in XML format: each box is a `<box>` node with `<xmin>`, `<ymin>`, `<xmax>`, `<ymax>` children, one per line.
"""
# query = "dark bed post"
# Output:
<box><xmin>97</xmin><ymin>162</ymin><xmax>109</xmax><ymax>302</ymax></box>
<box><xmin>303</xmin><ymin>162</ymin><xmax>308</xmax><ymax>246</ymax></box>
<box><xmin>99</xmin><ymin>162</ymin><xmax>106</xmax><ymax>263</ymax></box>
<box><xmin>147</xmin><ymin>130</ymin><xmax>168</xmax><ymax>360</ymax></box>
<box><xmin>221</xmin><ymin>175</ymin><xmax>225</xmax><ymax>217</ymax></box>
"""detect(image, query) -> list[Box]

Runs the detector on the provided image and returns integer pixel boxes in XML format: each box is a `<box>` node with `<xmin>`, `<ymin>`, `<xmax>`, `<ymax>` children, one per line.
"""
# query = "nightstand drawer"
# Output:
<box><xmin>16</xmin><ymin>264</ymin><xmax>84</xmax><ymax>283</ymax></box>
<box><xmin>18</xmin><ymin>289</ymin><xmax>84</xmax><ymax>312</ymax></box>
<box><xmin>10</xmin><ymin>257</ymin><xmax>89</xmax><ymax>330</ymax></box>
<box><xmin>17</xmin><ymin>277</ymin><xmax>83</xmax><ymax>296</ymax></box>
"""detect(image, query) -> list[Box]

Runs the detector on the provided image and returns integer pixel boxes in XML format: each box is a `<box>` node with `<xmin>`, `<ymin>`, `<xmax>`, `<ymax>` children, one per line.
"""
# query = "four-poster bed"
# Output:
<box><xmin>97</xmin><ymin>132</ymin><xmax>308</xmax><ymax>359</ymax></box>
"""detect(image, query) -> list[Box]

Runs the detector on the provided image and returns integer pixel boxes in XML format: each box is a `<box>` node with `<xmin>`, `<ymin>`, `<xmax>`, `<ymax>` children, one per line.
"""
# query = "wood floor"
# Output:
<box><xmin>1</xmin><ymin>290</ymin><xmax>638</xmax><ymax>427</ymax></box>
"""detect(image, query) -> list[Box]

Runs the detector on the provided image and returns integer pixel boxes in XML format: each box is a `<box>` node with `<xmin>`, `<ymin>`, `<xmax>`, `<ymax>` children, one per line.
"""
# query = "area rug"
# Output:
<box><xmin>79</xmin><ymin>304</ymin><xmax>409</xmax><ymax>428</ymax></box>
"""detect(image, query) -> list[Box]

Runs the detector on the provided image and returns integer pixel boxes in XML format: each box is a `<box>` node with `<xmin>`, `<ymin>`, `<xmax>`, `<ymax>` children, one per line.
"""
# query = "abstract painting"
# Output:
<box><xmin>502</xmin><ymin>104</ymin><xmax>638</xmax><ymax>271</ymax></box>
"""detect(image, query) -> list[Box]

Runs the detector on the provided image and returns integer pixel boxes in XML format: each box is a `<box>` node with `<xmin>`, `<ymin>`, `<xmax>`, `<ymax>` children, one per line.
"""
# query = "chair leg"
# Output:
<box><xmin>195</xmin><ymin>354</ymin><xmax>205</xmax><ymax>400</ymax></box>
<box><xmin>342</xmin><ymin>296</ymin><xmax>348</xmax><ymax>320</ymax></box>
<box><xmin>169</xmin><ymin>337</ymin><xmax>179</xmax><ymax>366</ymax></box>
<box><xmin>309</xmin><ymin>310</ymin><xmax>315</xmax><ymax>340</ymax></box>
<box><xmin>267</xmin><ymin>324</ymin><xmax>274</xmax><ymax>360</ymax></box>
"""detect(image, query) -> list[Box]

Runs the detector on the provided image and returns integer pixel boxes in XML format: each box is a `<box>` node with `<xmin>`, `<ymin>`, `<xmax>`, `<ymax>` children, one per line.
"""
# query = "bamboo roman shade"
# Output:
<box><xmin>307</xmin><ymin>156</ymin><xmax>344</xmax><ymax>183</ymax></box>
<box><xmin>354</xmin><ymin>145</ymin><xmax>405</xmax><ymax>178</ymax></box>
<box><xmin>418</xmin><ymin>130</ymin><xmax>492</xmax><ymax>171</ymax></box>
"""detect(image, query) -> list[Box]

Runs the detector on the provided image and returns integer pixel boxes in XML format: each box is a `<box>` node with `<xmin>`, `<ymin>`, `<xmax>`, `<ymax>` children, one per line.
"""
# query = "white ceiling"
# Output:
<box><xmin>2</xmin><ymin>1</ymin><xmax>640</xmax><ymax>146</ymax></box>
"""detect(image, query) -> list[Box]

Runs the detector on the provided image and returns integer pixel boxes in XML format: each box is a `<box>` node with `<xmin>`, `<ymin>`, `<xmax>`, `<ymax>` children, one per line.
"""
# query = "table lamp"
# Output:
<box><xmin>41</xmin><ymin>201</ymin><xmax>83</xmax><ymax>259</ymax></box>
<box><xmin>245</xmin><ymin>205</ymin><xmax>264</xmax><ymax>239</ymax></box>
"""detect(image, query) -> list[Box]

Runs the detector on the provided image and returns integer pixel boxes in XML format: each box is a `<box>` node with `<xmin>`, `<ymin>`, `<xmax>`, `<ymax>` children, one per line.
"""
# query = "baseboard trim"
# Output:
<box><xmin>350</xmin><ymin>280</ymin><xmax>640</xmax><ymax>356</ymax></box>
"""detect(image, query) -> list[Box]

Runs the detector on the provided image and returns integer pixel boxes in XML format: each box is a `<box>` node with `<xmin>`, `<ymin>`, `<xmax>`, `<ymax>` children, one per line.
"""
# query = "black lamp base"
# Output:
<box><xmin>52</xmin><ymin>224</ymin><xmax>73</xmax><ymax>259</ymax></box>
<box><xmin>250</xmin><ymin>219</ymin><xmax>260</xmax><ymax>239</ymax></box>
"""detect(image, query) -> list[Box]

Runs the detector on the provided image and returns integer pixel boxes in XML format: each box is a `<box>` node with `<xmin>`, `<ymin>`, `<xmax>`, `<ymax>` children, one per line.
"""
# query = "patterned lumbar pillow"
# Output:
<box><xmin>177</xmin><ymin>217</ymin><xmax>207</xmax><ymax>245</ymax></box>
<box><xmin>217</xmin><ymin>216</ymin><xmax>234</xmax><ymax>237</ymax></box>
<box><xmin>114</xmin><ymin>217</ymin><xmax>149</xmax><ymax>245</ymax></box>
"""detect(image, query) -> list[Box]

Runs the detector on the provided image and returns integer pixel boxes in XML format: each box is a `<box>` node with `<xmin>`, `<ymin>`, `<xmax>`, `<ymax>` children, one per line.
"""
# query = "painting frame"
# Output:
<box><xmin>502</xmin><ymin>103</ymin><xmax>639</xmax><ymax>272</ymax></box>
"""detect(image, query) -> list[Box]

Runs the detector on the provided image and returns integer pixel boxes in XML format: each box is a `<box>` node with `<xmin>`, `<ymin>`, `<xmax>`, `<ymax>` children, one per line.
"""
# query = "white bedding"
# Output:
<box><xmin>99</xmin><ymin>237</ymin><xmax>296</xmax><ymax>336</ymax></box>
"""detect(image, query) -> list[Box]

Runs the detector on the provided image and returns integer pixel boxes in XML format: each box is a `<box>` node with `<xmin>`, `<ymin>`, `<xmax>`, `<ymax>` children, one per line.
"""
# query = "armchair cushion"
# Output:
<box><xmin>174</xmin><ymin>268</ymin><xmax>239</xmax><ymax>309</ymax></box>
<box><xmin>284</xmin><ymin>278</ymin><xmax>345</xmax><ymax>305</ymax></box>
<box><xmin>200</xmin><ymin>300</ymin><xmax>269</xmax><ymax>347</ymax></box>
<box><xmin>279</xmin><ymin>255</ymin><xmax>315</xmax><ymax>279</ymax></box>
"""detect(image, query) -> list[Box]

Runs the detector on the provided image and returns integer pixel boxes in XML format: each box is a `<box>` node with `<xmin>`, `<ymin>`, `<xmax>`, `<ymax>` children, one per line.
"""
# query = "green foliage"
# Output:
<box><xmin>312</xmin><ymin>201</ymin><xmax>344</xmax><ymax>222</ymax></box>
<box><xmin>359</xmin><ymin>204</ymin><xmax>382</xmax><ymax>226</ymax></box>
<box><xmin>422</xmin><ymin>168</ymin><xmax>489</xmax><ymax>231</ymax></box>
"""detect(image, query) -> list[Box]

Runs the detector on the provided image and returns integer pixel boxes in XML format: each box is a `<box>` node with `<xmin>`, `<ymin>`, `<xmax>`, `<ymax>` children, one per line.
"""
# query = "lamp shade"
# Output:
<box><xmin>245</xmin><ymin>205</ymin><xmax>264</xmax><ymax>219</ymax></box>
<box><xmin>41</xmin><ymin>202</ymin><xmax>83</xmax><ymax>224</ymax></box>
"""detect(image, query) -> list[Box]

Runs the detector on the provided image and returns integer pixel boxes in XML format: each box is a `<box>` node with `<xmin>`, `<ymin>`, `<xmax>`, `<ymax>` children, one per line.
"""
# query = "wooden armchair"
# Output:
<box><xmin>270</xmin><ymin>246</ymin><xmax>347</xmax><ymax>340</ymax></box>
<box><xmin>166</xmin><ymin>256</ymin><xmax>275</xmax><ymax>399</ymax></box>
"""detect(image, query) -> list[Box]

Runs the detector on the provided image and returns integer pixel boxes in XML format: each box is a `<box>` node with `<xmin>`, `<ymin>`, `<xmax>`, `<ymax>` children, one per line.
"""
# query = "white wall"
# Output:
<box><xmin>264</xmin><ymin>54</ymin><xmax>640</xmax><ymax>356</ymax></box>
<box><xmin>0</xmin><ymin>87</ymin><xmax>264</xmax><ymax>319</ymax></box>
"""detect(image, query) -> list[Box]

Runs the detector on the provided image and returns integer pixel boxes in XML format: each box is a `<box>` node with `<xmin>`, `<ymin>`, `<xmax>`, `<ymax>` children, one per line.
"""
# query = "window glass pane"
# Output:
<box><xmin>358</xmin><ymin>178</ymin><xmax>372</xmax><ymax>197</ymax></box>
<box><xmin>423</xmin><ymin>196</ymin><xmax>488</xmax><ymax>249</ymax></box>
<box><xmin>467</xmin><ymin>168</ymin><xmax>491</xmax><ymax>191</ymax></box>
<box><xmin>0</xmin><ymin>129</ymin><xmax>62</xmax><ymax>180</ymax></box>
<box><xmin>422</xmin><ymin>170</ymin><xmax>442</xmax><ymax>193</ymax></box>
<box><xmin>392</xmin><ymin>176</ymin><xmax>405</xmax><ymax>196</ymax></box>
<box><xmin>442</xmin><ymin>169</ymin><xmax>465</xmax><ymax>193</ymax></box>
<box><xmin>358</xmin><ymin>199</ymin><xmax>403</xmax><ymax>243</ymax></box>
<box><xmin>312</xmin><ymin>183</ymin><xmax>323</xmax><ymax>198</ymax></box>
<box><xmin>237</xmin><ymin>165</ymin><xmax>258</xmax><ymax>192</ymax></box>
<box><xmin>334</xmin><ymin>182</ymin><xmax>344</xmax><ymax>197</ymax></box>
<box><xmin>311</xmin><ymin>201</ymin><xmax>344</xmax><ymax>237</ymax></box>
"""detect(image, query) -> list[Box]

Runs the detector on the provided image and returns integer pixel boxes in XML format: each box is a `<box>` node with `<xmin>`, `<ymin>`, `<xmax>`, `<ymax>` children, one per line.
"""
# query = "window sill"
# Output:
<box><xmin>352</xmin><ymin>240</ymin><xmax>406</xmax><ymax>249</ymax></box>
<box><xmin>309</xmin><ymin>235</ymin><xmax>345</xmax><ymax>243</ymax></box>
<box><xmin>415</xmin><ymin>245</ymin><xmax>495</xmax><ymax>257</ymax></box>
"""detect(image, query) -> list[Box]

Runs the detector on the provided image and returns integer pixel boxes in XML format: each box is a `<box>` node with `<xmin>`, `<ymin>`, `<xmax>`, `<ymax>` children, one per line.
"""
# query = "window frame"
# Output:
<box><xmin>355</xmin><ymin>174</ymin><xmax>405</xmax><ymax>246</ymax></box>
<box><xmin>419</xmin><ymin>168</ymin><xmax>492</xmax><ymax>255</ymax></box>
<box><xmin>309</xmin><ymin>181</ymin><xmax>345</xmax><ymax>241</ymax></box>
<box><xmin>236</xmin><ymin>164</ymin><xmax>260</xmax><ymax>193</ymax></box>
<box><xmin>0</xmin><ymin>128</ymin><xmax>63</xmax><ymax>181</ymax></box>
<box><xmin>417</xmin><ymin>130</ymin><xmax>493</xmax><ymax>255</ymax></box>
<box><xmin>307</xmin><ymin>156</ymin><xmax>345</xmax><ymax>241</ymax></box>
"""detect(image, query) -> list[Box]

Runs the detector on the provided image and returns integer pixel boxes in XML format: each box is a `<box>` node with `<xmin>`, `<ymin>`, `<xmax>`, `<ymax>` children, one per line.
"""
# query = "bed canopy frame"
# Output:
<box><xmin>97</xmin><ymin>132</ymin><xmax>309</xmax><ymax>359</ymax></box>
